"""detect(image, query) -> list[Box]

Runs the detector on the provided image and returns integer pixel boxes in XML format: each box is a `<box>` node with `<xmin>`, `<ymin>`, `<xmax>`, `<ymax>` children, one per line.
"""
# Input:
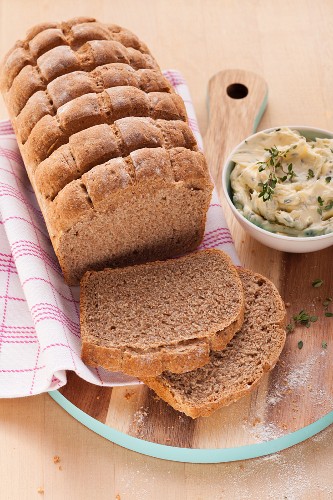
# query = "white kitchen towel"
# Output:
<box><xmin>0</xmin><ymin>70</ymin><xmax>239</xmax><ymax>397</ymax></box>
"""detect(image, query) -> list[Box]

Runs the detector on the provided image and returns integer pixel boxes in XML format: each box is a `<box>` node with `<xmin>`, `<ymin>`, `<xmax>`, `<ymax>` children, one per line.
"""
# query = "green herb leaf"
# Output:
<box><xmin>286</xmin><ymin>322</ymin><xmax>295</xmax><ymax>333</ymax></box>
<box><xmin>312</xmin><ymin>279</ymin><xmax>324</xmax><ymax>288</ymax></box>
<box><xmin>324</xmin><ymin>200</ymin><xmax>333</xmax><ymax>212</ymax></box>
<box><xmin>307</xmin><ymin>169</ymin><xmax>315</xmax><ymax>179</ymax></box>
<box><xmin>322</xmin><ymin>341</ymin><xmax>328</xmax><ymax>349</ymax></box>
<box><xmin>325</xmin><ymin>176</ymin><xmax>331</xmax><ymax>184</ymax></box>
<box><xmin>325</xmin><ymin>312</ymin><xmax>333</xmax><ymax>317</ymax></box>
<box><xmin>323</xmin><ymin>297</ymin><xmax>332</xmax><ymax>308</ymax></box>
<box><xmin>298</xmin><ymin>340</ymin><xmax>304</xmax><ymax>349</ymax></box>
<box><xmin>293</xmin><ymin>310</ymin><xmax>317</xmax><ymax>328</ymax></box>
<box><xmin>318</xmin><ymin>196</ymin><xmax>324</xmax><ymax>207</ymax></box>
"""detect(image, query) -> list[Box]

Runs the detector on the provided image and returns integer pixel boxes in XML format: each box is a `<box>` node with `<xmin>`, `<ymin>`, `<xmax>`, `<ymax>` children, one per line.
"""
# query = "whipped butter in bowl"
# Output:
<box><xmin>222</xmin><ymin>126</ymin><xmax>333</xmax><ymax>253</ymax></box>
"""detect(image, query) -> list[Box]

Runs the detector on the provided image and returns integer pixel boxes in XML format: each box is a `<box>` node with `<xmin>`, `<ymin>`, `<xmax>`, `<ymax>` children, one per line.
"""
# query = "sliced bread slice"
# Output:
<box><xmin>80</xmin><ymin>249</ymin><xmax>244</xmax><ymax>378</ymax></box>
<box><xmin>142</xmin><ymin>268</ymin><xmax>286</xmax><ymax>418</ymax></box>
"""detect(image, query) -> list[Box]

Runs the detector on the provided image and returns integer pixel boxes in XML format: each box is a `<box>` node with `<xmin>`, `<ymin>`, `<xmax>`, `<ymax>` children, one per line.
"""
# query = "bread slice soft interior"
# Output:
<box><xmin>80</xmin><ymin>249</ymin><xmax>244</xmax><ymax>378</ymax></box>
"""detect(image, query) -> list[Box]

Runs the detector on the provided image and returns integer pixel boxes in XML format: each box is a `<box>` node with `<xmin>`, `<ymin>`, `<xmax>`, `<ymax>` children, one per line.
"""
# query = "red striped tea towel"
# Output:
<box><xmin>0</xmin><ymin>70</ymin><xmax>239</xmax><ymax>397</ymax></box>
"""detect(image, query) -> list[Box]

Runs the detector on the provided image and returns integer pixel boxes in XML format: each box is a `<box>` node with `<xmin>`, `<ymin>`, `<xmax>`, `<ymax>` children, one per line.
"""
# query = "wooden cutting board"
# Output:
<box><xmin>51</xmin><ymin>70</ymin><xmax>333</xmax><ymax>463</ymax></box>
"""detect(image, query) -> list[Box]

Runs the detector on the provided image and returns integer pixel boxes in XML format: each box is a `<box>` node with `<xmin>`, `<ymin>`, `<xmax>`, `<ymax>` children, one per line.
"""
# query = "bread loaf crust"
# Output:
<box><xmin>0</xmin><ymin>18</ymin><xmax>213</xmax><ymax>284</ymax></box>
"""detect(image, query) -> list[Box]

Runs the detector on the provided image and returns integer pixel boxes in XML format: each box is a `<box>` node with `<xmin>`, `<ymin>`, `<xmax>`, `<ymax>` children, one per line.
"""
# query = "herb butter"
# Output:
<box><xmin>230</xmin><ymin>127</ymin><xmax>333</xmax><ymax>236</ymax></box>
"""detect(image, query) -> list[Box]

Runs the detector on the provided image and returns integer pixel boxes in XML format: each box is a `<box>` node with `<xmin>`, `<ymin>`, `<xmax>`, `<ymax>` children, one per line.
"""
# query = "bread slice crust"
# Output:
<box><xmin>142</xmin><ymin>268</ymin><xmax>286</xmax><ymax>418</ymax></box>
<box><xmin>80</xmin><ymin>249</ymin><xmax>244</xmax><ymax>377</ymax></box>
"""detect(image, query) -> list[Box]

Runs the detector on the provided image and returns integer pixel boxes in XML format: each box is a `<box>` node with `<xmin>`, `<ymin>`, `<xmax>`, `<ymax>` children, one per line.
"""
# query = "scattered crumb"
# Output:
<box><xmin>252</xmin><ymin>417</ymin><xmax>261</xmax><ymax>426</ymax></box>
<box><xmin>53</xmin><ymin>455</ymin><xmax>60</xmax><ymax>464</ymax></box>
<box><xmin>96</xmin><ymin>396</ymin><xmax>100</xmax><ymax>400</ymax></box>
<box><xmin>37</xmin><ymin>488</ymin><xmax>44</xmax><ymax>494</ymax></box>
<box><xmin>285</xmin><ymin>302</ymin><xmax>291</xmax><ymax>307</ymax></box>
<box><xmin>58</xmin><ymin>465</ymin><xmax>63</xmax><ymax>471</ymax></box>
<box><xmin>124</xmin><ymin>392</ymin><xmax>133</xmax><ymax>400</ymax></box>
<box><xmin>116</xmin><ymin>495</ymin><xmax>121</xmax><ymax>500</ymax></box>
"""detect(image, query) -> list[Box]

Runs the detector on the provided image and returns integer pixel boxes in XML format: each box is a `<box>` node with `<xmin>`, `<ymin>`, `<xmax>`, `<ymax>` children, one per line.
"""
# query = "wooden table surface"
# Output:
<box><xmin>1</xmin><ymin>0</ymin><xmax>333</xmax><ymax>498</ymax></box>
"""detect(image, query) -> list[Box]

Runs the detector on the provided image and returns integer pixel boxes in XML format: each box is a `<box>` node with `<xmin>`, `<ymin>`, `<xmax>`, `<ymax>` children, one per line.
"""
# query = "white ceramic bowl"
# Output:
<box><xmin>222</xmin><ymin>126</ymin><xmax>333</xmax><ymax>253</ymax></box>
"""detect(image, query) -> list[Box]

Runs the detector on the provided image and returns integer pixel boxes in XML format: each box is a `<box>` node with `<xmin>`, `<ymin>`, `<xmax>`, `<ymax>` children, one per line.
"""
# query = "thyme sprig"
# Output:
<box><xmin>286</xmin><ymin>310</ymin><xmax>318</xmax><ymax>333</ymax></box>
<box><xmin>256</xmin><ymin>145</ymin><xmax>297</xmax><ymax>202</ymax></box>
<box><xmin>293</xmin><ymin>310</ymin><xmax>318</xmax><ymax>328</ymax></box>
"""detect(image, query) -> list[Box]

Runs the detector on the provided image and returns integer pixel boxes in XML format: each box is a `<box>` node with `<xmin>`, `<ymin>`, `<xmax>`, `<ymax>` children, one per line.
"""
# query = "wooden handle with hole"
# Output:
<box><xmin>204</xmin><ymin>69</ymin><xmax>268</xmax><ymax>193</ymax></box>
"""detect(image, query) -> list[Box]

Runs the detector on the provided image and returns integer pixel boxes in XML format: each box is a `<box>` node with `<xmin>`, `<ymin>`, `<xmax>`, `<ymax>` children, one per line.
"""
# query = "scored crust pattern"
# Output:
<box><xmin>0</xmin><ymin>18</ymin><xmax>207</xmax><ymax>217</ymax></box>
<box><xmin>0</xmin><ymin>17</ymin><xmax>212</xmax><ymax>283</ymax></box>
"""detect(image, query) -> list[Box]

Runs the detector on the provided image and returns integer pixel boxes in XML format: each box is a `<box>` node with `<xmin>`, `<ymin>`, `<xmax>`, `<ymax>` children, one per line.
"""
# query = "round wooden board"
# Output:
<box><xmin>51</xmin><ymin>69</ymin><xmax>333</xmax><ymax>462</ymax></box>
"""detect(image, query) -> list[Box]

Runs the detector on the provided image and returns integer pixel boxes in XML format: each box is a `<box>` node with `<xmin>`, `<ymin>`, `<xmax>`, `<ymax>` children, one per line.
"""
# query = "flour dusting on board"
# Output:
<box><xmin>129</xmin><ymin>407</ymin><xmax>149</xmax><ymax>439</ymax></box>
<box><xmin>243</xmin><ymin>350</ymin><xmax>331</xmax><ymax>443</ymax></box>
<box><xmin>285</xmin><ymin>354</ymin><xmax>318</xmax><ymax>390</ymax></box>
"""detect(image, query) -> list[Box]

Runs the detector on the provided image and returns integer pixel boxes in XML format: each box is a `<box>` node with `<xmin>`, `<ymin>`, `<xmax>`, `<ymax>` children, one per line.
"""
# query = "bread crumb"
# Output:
<box><xmin>252</xmin><ymin>417</ymin><xmax>261</xmax><ymax>426</ymax></box>
<box><xmin>285</xmin><ymin>302</ymin><xmax>291</xmax><ymax>307</ymax></box>
<box><xmin>124</xmin><ymin>391</ymin><xmax>134</xmax><ymax>400</ymax></box>
<box><xmin>53</xmin><ymin>455</ymin><xmax>60</xmax><ymax>464</ymax></box>
<box><xmin>37</xmin><ymin>488</ymin><xmax>44</xmax><ymax>494</ymax></box>
<box><xmin>116</xmin><ymin>495</ymin><xmax>121</xmax><ymax>500</ymax></box>
<box><xmin>58</xmin><ymin>465</ymin><xmax>63</xmax><ymax>471</ymax></box>
<box><xmin>96</xmin><ymin>396</ymin><xmax>100</xmax><ymax>400</ymax></box>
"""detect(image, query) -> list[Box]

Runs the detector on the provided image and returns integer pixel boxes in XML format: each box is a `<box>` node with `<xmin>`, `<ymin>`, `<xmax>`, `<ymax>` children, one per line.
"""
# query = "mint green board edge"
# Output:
<box><xmin>49</xmin><ymin>390</ymin><xmax>333</xmax><ymax>463</ymax></box>
<box><xmin>49</xmin><ymin>89</ymin><xmax>333</xmax><ymax>462</ymax></box>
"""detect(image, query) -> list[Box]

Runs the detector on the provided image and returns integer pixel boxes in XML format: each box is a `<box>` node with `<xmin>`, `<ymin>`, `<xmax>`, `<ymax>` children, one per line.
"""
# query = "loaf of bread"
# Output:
<box><xmin>143</xmin><ymin>268</ymin><xmax>286</xmax><ymax>418</ymax></box>
<box><xmin>80</xmin><ymin>250</ymin><xmax>245</xmax><ymax>377</ymax></box>
<box><xmin>0</xmin><ymin>17</ymin><xmax>213</xmax><ymax>284</ymax></box>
